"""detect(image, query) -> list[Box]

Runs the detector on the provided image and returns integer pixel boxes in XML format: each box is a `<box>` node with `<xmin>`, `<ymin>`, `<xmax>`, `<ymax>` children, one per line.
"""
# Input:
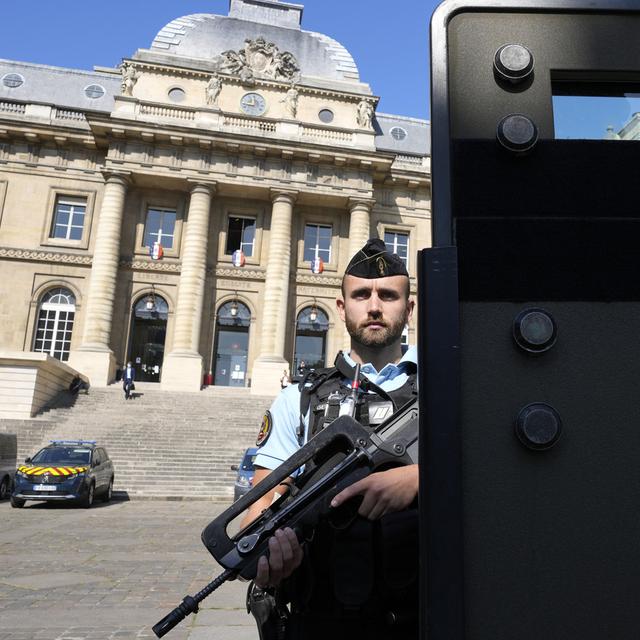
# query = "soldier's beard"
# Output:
<box><xmin>345</xmin><ymin>311</ymin><xmax>408</xmax><ymax>349</ymax></box>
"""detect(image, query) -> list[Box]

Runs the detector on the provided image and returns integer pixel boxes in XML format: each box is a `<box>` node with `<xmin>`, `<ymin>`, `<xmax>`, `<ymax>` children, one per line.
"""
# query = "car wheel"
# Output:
<box><xmin>81</xmin><ymin>482</ymin><xmax>95</xmax><ymax>508</ymax></box>
<box><xmin>10</xmin><ymin>496</ymin><xmax>25</xmax><ymax>508</ymax></box>
<box><xmin>101</xmin><ymin>477</ymin><xmax>113</xmax><ymax>503</ymax></box>
<box><xmin>0</xmin><ymin>475</ymin><xmax>9</xmax><ymax>500</ymax></box>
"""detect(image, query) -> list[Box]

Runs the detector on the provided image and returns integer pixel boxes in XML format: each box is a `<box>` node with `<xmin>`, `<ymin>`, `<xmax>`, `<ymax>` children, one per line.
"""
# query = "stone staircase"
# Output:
<box><xmin>0</xmin><ymin>383</ymin><xmax>275</xmax><ymax>500</ymax></box>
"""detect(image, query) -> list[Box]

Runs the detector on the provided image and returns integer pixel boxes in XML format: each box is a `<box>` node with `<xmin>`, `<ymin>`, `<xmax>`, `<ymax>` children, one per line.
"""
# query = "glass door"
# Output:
<box><xmin>128</xmin><ymin>295</ymin><xmax>168</xmax><ymax>382</ymax></box>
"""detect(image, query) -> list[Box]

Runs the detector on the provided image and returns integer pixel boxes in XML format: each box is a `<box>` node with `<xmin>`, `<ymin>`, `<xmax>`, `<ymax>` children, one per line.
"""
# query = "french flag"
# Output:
<box><xmin>311</xmin><ymin>257</ymin><xmax>324</xmax><ymax>274</ymax></box>
<box><xmin>150</xmin><ymin>242</ymin><xmax>163</xmax><ymax>260</ymax></box>
<box><xmin>232</xmin><ymin>249</ymin><xmax>245</xmax><ymax>267</ymax></box>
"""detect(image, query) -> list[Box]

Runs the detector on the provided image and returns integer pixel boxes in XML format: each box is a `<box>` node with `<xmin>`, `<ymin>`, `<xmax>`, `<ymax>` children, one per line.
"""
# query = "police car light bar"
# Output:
<box><xmin>49</xmin><ymin>440</ymin><xmax>97</xmax><ymax>445</ymax></box>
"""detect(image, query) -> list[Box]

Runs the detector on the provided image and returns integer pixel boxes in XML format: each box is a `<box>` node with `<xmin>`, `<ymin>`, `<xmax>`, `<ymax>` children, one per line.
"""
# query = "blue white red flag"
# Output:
<box><xmin>311</xmin><ymin>257</ymin><xmax>324</xmax><ymax>274</ymax></box>
<box><xmin>150</xmin><ymin>242</ymin><xmax>163</xmax><ymax>260</ymax></box>
<box><xmin>232</xmin><ymin>250</ymin><xmax>245</xmax><ymax>267</ymax></box>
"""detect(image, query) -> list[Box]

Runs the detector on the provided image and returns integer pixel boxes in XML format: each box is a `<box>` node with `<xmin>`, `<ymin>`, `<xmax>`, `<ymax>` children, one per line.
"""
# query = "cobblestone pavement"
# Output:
<box><xmin>0</xmin><ymin>499</ymin><xmax>257</xmax><ymax>640</ymax></box>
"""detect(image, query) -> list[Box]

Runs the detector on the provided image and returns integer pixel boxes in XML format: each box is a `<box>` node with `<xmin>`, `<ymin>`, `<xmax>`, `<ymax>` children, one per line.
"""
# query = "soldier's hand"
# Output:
<box><xmin>331</xmin><ymin>464</ymin><xmax>419</xmax><ymax>521</ymax></box>
<box><xmin>254</xmin><ymin>527</ymin><xmax>304</xmax><ymax>588</ymax></box>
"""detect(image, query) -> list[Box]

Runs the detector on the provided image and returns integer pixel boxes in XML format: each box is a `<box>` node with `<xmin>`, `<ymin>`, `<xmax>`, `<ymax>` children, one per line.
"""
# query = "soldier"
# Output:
<box><xmin>244</xmin><ymin>238</ymin><xmax>419</xmax><ymax>640</ymax></box>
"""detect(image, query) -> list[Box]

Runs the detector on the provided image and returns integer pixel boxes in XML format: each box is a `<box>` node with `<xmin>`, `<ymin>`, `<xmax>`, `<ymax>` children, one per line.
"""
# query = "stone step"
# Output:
<box><xmin>2</xmin><ymin>385</ymin><xmax>275</xmax><ymax>499</ymax></box>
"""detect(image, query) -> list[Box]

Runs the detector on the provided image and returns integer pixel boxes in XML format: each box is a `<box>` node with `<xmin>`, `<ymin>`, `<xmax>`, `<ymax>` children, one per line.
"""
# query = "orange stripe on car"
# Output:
<box><xmin>20</xmin><ymin>465</ymin><xmax>87</xmax><ymax>475</ymax></box>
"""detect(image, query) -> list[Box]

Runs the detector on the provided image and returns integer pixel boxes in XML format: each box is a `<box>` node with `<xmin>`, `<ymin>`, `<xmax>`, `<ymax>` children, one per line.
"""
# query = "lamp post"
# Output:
<box><xmin>145</xmin><ymin>285</ymin><xmax>157</xmax><ymax>312</ymax></box>
<box><xmin>309</xmin><ymin>299</ymin><xmax>318</xmax><ymax>323</ymax></box>
<box><xmin>230</xmin><ymin>294</ymin><xmax>239</xmax><ymax>318</ymax></box>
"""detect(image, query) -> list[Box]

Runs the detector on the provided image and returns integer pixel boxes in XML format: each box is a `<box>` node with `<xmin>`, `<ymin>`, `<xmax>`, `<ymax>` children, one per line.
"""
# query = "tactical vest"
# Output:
<box><xmin>284</xmin><ymin>353</ymin><xmax>419</xmax><ymax>636</ymax></box>
<box><xmin>297</xmin><ymin>351</ymin><xmax>418</xmax><ymax>446</ymax></box>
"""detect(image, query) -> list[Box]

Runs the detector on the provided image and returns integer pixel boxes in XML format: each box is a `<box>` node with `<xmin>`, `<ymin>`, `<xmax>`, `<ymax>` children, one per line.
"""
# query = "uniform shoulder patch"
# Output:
<box><xmin>256</xmin><ymin>410</ymin><xmax>273</xmax><ymax>447</ymax></box>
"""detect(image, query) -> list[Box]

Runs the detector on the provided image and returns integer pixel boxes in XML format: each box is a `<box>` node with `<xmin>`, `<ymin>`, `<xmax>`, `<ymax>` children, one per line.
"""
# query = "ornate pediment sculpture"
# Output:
<box><xmin>218</xmin><ymin>37</ymin><xmax>300</xmax><ymax>84</ymax></box>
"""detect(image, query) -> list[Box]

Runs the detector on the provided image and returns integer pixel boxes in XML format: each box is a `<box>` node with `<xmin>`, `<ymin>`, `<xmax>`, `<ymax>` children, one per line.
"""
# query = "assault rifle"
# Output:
<box><xmin>152</xmin><ymin>398</ymin><xmax>418</xmax><ymax>638</ymax></box>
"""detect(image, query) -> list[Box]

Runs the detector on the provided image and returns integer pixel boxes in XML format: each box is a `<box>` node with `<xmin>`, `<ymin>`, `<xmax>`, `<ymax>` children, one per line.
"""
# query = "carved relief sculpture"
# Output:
<box><xmin>205</xmin><ymin>73</ymin><xmax>222</xmax><ymax>107</ymax></box>
<box><xmin>217</xmin><ymin>36</ymin><xmax>300</xmax><ymax>84</ymax></box>
<box><xmin>357</xmin><ymin>100</ymin><xmax>374</xmax><ymax>129</ymax></box>
<box><xmin>274</xmin><ymin>52</ymin><xmax>300</xmax><ymax>82</ymax></box>
<box><xmin>281</xmin><ymin>85</ymin><xmax>299</xmax><ymax>119</ymax></box>
<box><xmin>218</xmin><ymin>49</ymin><xmax>245</xmax><ymax>76</ymax></box>
<box><xmin>121</xmin><ymin>63</ymin><xmax>139</xmax><ymax>97</ymax></box>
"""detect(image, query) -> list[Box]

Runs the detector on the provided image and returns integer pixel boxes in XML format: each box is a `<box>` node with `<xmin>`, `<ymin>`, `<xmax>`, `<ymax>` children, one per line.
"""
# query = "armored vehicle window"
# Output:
<box><xmin>553</xmin><ymin>81</ymin><xmax>640</xmax><ymax>140</ymax></box>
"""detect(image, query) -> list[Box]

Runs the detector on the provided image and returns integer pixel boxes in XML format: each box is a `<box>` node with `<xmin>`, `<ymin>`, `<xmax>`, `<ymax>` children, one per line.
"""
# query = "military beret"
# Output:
<box><xmin>344</xmin><ymin>238</ymin><xmax>409</xmax><ymax>279</ymax></box>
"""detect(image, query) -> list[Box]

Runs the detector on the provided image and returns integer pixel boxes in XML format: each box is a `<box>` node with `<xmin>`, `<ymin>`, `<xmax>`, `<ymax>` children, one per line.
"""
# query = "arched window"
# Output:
<box><xmin>217</xmin><ymin>300</ymin><xmax>251</xmax><ymax>327</ymax></box>
<box><xmin>133</xmin><ymin>294</ymin><xmax>169</xmax><ymax>320</ymax></box>
<box><xmin>294</xmin><ymin>305</ymin><xmax>329</xmax><ymax>375</ymax></box>
<box><xmin>33</xmin><ymin>287</ymin><xmax>76</xmax><ymax>361</ymax></box>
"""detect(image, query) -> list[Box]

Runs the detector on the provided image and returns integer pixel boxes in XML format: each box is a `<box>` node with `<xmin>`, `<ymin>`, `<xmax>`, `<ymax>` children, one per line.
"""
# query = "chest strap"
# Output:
<box><xmin>297</xmin><ymin>352</ymin><xmax>417</xmax><ymax>445</ymax></box>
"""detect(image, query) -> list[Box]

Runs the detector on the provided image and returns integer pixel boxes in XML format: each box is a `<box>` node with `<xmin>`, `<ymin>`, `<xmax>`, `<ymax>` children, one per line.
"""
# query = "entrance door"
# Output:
<box><xmin>128</xmin><ymin>294</ymin><xmax>168</xmax><ymax>383</ymax></box>
<box><xmin>293</xmin><ymin>306</ymin><xmax>329</xmax><ymax>377</ymax></box>
<box><xmin>213</xmin><ymin>301</ymin><xmax>251</xmax><ymax>387</ymax></box>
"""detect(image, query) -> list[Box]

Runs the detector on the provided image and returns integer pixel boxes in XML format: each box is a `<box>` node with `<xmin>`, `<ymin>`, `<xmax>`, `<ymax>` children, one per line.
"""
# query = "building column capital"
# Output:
<box><xmin>348</xmin><ymin>197</ymin><xmax>376</xmax><ymax>212</ymax></box>
<box><xmin>101</xmin><ymin>171</ymin><xmax>132</xmax><ymax>187</ymax></box>
<box><xmin>270</xmin><ymin>188</ymin><xmax>298</xmax><ymax>205</ymax></box>
<box><xmin>187</xmin><ymin>179</ymin><xmax>217</xmax><ymax>196</ymax></box>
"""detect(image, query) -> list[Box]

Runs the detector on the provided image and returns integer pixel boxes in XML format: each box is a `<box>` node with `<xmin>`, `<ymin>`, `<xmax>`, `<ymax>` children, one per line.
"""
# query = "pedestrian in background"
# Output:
<box><xmin>123</xmin><ymin>361</ymin><xmax>136</xmax><ymax>400</ymax></box>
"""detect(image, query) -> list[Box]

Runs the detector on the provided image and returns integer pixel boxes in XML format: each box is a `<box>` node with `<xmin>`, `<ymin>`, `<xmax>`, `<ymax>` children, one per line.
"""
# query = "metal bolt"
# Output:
<box><xmin>497</xmin><ymin>114</ymin><xmax>538</xmax><ymax>153</ymax></box>
<box><xmin>494</xmin><ymin>44</ymin><xmax>534</xmax><ymax>84</ymax></box>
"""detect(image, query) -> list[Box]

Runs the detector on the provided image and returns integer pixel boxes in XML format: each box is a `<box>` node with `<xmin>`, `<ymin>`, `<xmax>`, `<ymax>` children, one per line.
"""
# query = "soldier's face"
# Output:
<box><xmin>337</xmin><ymin>275</ymin><xmax>413</xmax><ymax>349</ymax></box>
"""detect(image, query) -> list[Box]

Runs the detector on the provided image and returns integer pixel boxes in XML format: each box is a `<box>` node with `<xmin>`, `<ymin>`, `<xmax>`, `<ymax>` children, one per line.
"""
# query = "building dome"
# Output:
<box><xmin>147</xmin><ymin>0</ymin><xmax>361</xmax><ymax>87</ymax></box>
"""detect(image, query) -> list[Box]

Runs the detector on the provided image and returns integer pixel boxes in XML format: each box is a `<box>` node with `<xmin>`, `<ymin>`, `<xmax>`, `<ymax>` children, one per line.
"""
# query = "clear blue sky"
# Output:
<box><xmin>1</xmin><ymin>0</ymin><xmax>438</xmax><ymax>121</ymax></box>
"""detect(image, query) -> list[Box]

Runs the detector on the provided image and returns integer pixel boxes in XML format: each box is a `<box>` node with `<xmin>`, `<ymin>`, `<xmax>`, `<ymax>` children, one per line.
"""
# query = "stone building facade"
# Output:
<box><xmin>0</xmin><ymin>0</ymin><xmax>431</xmax><ymax>396</ymax></box>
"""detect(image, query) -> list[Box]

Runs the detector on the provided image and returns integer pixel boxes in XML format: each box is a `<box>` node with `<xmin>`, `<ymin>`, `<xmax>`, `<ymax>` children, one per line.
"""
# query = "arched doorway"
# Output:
<box><xmin>128</xmin><ymin>293</ymin><xmax>168</xmax><ymax>382</ymax></box>
<box><xmin>293</xmin><ymin>305</ymin><xmax>329</xmax><ymax>376</ymax></box>
<box><xmin>32</xmin><ymin>287</ymin><xmax>76</xmax><ymax>361</ymax></box>
<box><xmin>212</xmin><ymin>300</ymin><xmax>251</xmax><ymax>387</ymax></box>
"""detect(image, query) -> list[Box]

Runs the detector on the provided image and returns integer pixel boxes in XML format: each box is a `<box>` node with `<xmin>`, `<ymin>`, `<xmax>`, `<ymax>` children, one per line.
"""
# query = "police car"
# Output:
<box><xmin>11</xmin><ymin>440</ymin><xmax>114</xmax><ymax>508</ymax></box>
<box><xmin>231</xmin><ymin>447</ymin><xmax>257</xmax><ymax>501</ymax></box>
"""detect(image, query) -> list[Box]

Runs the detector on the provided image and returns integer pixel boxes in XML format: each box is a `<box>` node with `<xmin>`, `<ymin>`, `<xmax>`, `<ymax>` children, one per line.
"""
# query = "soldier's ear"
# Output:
<box><xmin>336</xmin><ymin>297</ymin><xmax>346</xmax><ymax>322</ymax></box>
<box><xmin>406</xmin><ymin>298</ymin><xmax>415</xmax><ymax>321</ymax></box>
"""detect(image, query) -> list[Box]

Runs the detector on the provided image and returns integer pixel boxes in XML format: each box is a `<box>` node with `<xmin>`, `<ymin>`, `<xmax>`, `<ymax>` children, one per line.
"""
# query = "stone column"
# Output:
<box><xmin>342</xmin><ymin>198</ymin><xmax>374</xmax><ymax>350</ymax></box>
<box><xmin>162</xmin><ymin>182</ymin><xmax>214</xmax><ymax>392</ymax></box>
<box><xmin>251</xmin><ymin>189</ymin><xmax>297</xmax><ymax>395</ymax></box>
<box><xmin>68</xmin><ymin>172</ymin><xmax>129</xmax><ymax>386</ymax></box>
<box><xmin>347</xmin><ymin>198</ymin><xmax>374</xmax><ymax>266</ymax></box>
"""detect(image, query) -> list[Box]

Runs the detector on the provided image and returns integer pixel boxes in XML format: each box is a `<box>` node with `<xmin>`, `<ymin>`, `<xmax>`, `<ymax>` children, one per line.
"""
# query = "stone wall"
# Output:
<box><xmin>0</xmin><ymin>352</ymin><xmax>82</xmax><ymax>418</ymax></box>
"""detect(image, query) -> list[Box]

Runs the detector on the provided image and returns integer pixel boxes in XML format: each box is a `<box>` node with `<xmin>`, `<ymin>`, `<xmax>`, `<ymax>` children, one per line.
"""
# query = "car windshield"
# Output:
<box><xmin>241</xmin><ymin>453</ymin><xmax>256</xmax><ymax>471</ymax></box>
<box><xmin>31</xmin><ymin>447</ymin><xmax>92</xmax><ymax>465</ymax></box>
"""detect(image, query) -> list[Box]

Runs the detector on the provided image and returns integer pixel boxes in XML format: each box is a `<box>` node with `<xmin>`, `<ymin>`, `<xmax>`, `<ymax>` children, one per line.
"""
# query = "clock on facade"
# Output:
<box><xmin>240</xmin><ymin>92</ymin><xmax>267</xmax><ymax>116</ymax></box>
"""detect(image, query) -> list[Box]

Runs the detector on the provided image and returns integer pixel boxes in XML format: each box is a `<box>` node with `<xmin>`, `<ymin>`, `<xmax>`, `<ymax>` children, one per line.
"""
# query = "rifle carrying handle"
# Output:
<box><xmin>201</xmin><ymin>417</ymin><xmax>369</xmax><ymax>562</ymax></box>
